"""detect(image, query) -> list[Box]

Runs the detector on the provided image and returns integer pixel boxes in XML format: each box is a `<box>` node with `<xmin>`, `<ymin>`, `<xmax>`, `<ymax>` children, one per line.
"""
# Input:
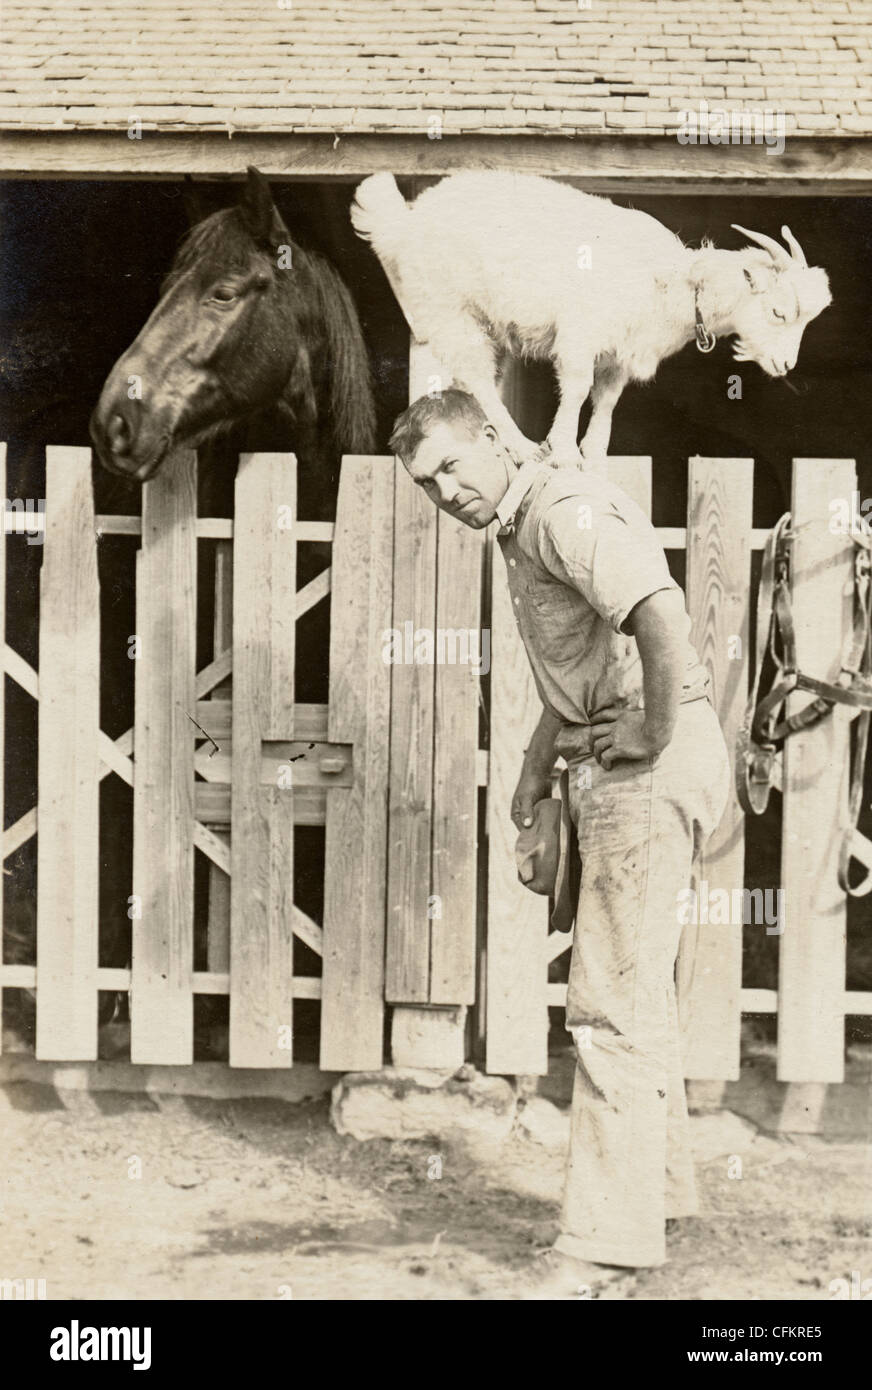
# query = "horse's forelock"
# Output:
<box><xmin>160</xmin><ymin>207</ymin><xmax>275</xmax><ymax>296</ymax></box>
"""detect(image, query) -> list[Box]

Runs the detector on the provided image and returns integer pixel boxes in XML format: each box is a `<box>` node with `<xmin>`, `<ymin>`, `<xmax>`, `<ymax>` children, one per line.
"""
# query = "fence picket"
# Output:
<box><xmin>229</xmin><ymin>454</ymin><xmax>297</xmax><ymax>1068</ymax></box>
<box><xmin>130</xmin><ymin>451</ymin><xmax>197</xmax><ymax>1064</ymax></box>
<box><xmin>778</xmin><ymin>458</ymin><xmax>854</xmax><ymax>1083</ymax></box>
<box><xmin>485</xmin><ymin>539</ymin><xmax>549</xmax><ymax>1075</ymax></box>
<box><xmin>678</xmin><ymin>458</ymin><xmax>753</xmax><ymax>1080</ymax></box>
<box><xmin>35</xmin><ymin>447</ymin><xmax>100</xmax><ymax>1059</ymax></box>
<box><xmin>321</xmin><ymin>456</ymin><xmax>392</xmax><ymax>1070</ymax></box>
<box><xmin>430</xmin><ymin>509</ymin><xmax>484</xmax><ymax>1003</ymax></box>
<box><xmin>605</xmin><ymin>456</ymin><xmax>653</xmax><ymax>514</ymax></box>
<box><xmin>385</xmin><ymin>470</ymin><xmax>437</xmax><ymax>1002</ymax></box>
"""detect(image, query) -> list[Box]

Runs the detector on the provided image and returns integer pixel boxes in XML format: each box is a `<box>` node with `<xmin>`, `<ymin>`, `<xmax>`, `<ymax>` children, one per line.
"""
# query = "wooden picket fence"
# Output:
<box><xmin>486</xmin><ymin>455</ymin><xmax>872</xmax><ymax>1086</ymax></box>
<box><xmin>2</xmin><ymin>443</ymin><xmax>869</xmax><ymax>1083</ymax></box>
<box><xmin>0</xmin><ymin>444</ymin><xmax>394</xmax><ymax>1071</ymax></box>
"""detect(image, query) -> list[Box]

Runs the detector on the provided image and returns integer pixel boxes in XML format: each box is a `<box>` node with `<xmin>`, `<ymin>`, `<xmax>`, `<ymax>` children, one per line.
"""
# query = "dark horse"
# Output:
<box><xmin>90</xmin><ymin>166</ymin><xmax>376</xmax><ymax>513</ymax></box>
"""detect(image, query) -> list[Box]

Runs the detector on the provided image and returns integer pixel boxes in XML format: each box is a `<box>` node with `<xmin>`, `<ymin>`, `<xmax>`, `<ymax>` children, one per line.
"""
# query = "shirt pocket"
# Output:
<box><xmin>523</xmin><ymin>576</ymin><xmax>583</xmax><ymax>663</ymax></box>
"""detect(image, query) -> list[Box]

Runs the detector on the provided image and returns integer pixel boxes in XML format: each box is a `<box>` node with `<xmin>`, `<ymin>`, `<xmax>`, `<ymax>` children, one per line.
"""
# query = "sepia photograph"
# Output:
<box><xmin>0</xmin><ymin>0</ymin><xmax>870</xmax><ymax>1340</ymax></box>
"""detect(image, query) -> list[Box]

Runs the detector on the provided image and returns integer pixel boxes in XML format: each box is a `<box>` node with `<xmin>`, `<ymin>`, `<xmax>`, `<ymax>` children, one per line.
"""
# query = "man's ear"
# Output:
<box><xmin>482</xmin><ymin>423</ymin><xmax>500</xmax><ymax>446</ymax></box>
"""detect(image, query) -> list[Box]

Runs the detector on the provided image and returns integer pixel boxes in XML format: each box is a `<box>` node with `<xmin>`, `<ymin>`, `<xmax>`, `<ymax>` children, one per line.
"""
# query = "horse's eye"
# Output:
<box><xmin>210</xmin><ymin>286</ymin><xmax>238</xmax><ymax>304</ymax></box>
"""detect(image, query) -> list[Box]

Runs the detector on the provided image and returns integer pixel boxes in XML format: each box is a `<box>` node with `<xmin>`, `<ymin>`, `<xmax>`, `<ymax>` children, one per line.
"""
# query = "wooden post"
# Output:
<box><xmin>387</xmin><ymin>338</ymin><xmax>475</xmax><ymax>1067</ymax></box>
<box><xmin>35</xmin><ymin>447</ymin><xmax>100</xmax><ymax>1060</ymax></box>
<box><xmin>678</xmin><ymin>457</ymin><xmax>753</xmax><ymax>1081</ymax></box>
<box><xmin>0</xmin><ymin>444</ymin><xmax>5</xmax><ymax>1054</ymax></box>
<box><xmin>778</xmin><ymin>458</ymin><xmax>854</xmax><ymax>1084</ymax></box>
<box><xmin>229</xmin><ymin>453</ymin><xmax>297</xmax><ymax>1068</ymax></box>
<box><xmin>321</xmin><ymin>456</ymin><xmax>393</xmax><ymax>1071</ymax></box>
<box><xmin>130</xmin><ymin>450</ymin><xmax>197</xmax><ymax>1065</ymax></box>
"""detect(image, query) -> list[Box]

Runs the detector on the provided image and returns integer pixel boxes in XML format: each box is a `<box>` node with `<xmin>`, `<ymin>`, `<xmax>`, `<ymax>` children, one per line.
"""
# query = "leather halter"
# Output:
<box><xmin>736</xmin><ymin>513</ymin><xmax>872</xmax><ymax>896</ymax></box>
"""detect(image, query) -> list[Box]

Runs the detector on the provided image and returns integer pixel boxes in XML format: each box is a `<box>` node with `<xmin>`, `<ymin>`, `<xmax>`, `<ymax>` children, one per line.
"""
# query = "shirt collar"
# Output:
<box><xmin>495</xmin><ymin>457</ymin><xmax>548</xmax><ymax>530</ymax></box>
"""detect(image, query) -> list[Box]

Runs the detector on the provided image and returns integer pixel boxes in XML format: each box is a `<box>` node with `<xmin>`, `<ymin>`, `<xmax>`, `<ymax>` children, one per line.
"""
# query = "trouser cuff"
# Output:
<box><xmin>554</xmin><ymin>1230</ymin><xmax>665</xmax><ymax>1270</ymax></box>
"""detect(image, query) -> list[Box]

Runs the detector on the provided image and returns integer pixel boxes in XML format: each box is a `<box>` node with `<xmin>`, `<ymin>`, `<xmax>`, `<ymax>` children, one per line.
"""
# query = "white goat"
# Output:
<box><xmin>352</xmin><ymin>171</ymin><xmax>831</xmax><ymax>462</ymax></box>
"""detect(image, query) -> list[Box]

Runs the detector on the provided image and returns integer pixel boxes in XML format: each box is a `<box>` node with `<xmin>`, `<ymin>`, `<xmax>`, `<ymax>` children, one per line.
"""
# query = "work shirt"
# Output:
<box><xmin>495</xmin><ymin>458</ymin><xmax>710</xmax><ymax>762</ymax></box>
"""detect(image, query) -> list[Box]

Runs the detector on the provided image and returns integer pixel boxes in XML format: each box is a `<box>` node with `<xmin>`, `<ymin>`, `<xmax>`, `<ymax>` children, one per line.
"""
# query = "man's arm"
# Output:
<box><xmin>511</xmin><ymin>704</ymin><xmax>561</xmax><ymax>829</ymax></box>
<box><xmin>590</xmin><ymin>588</ymin><xmax>687</xmax><ymax>770</ymax></box>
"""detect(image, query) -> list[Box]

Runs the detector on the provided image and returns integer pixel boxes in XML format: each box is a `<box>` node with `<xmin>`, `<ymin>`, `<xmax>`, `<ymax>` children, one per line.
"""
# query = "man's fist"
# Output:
<box><xmin>590</xmin><ymin>707</ymin><xmax>666</xmax><ymax>770</ymax></box>
<box><xmin>511</xmin><ymin>768</ymin><xmax>552</xmax><ymax>831</ymax></box>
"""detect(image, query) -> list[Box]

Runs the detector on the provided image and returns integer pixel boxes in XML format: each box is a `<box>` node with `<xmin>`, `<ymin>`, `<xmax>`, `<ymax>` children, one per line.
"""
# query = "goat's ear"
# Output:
<box><xmin>240</xmin><ymin>166</ymin><xmax>290</xmax><ymax>250</ymax></box>
<box><xmin>743</xmin><ymin>261</ymin><xmax>774</xmax><ymax>295</ymax></box>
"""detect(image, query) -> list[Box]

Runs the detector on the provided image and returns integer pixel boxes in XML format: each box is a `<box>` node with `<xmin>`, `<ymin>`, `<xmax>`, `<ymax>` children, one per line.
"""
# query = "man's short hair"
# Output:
<box><xmin>388</xmin><ymin>389</ymin><xmax>489</xmax><ymax>463</ymax></box>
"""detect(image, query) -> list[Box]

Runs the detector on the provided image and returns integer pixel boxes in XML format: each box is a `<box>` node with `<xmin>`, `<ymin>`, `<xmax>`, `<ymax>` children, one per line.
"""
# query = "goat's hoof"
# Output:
<box><xmin>577</xmin><ymin>446</ymin><xmax>608</xmax><ymax>475</ymax></box>
<box><xmin>516</xmin><ymin>440</ymin><xmax>545</xmax><ymax>464</ymax></box>
<box><xmin>544</xmin><ymin>439</ymin><xmax>582</xmax><ymax>467</ymax></box>
<box><xmin>527</xmin><ymin>440</ymin><xmax>554</xmax><ymax>466</ymax></box>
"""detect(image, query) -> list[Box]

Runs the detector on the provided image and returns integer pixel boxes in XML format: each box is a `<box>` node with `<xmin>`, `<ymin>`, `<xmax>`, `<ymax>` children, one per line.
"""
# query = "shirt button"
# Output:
<box><xmin>513</xmin><ymin>596</ymin><xmax>520</xmax><ymax>606</ymax></box>
<box><xmin>509</xmin><ymin>558</ymin><xmax>516</xmax><ymax>567</ymax></box>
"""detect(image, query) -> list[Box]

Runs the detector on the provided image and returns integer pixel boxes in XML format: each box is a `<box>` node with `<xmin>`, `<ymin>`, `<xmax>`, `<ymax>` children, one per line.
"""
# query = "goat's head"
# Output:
<box><xmin>720</xmin><ymin>225</ymin><xmax>831</xmax><ymax>378</ymax></box>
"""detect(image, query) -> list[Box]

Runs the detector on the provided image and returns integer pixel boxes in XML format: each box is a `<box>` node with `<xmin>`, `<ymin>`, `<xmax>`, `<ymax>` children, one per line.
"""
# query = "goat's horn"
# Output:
<box><xmin>731</xmin><ymin>223</ymin><xmax>791</xmax><ymax>268</ymax></box>
<box><xmin>781</xmin><ymin>225</ymin><xmax>808</xmax><ymax>268</ymax></box>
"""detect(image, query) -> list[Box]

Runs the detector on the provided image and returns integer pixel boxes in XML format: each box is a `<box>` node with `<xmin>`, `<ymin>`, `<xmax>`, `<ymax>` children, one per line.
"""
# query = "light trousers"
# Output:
<box><xmin>556</xmin><ymin>698</ymin><xmax>730</xmax><ymax>1268</ymax></box>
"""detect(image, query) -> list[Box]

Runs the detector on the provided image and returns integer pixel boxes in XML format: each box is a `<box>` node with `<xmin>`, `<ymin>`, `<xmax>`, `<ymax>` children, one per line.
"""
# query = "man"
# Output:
<box><xmin>389</xmin><ymin>388</ymin><xmax>731</xmax><ymax>1297</ymax></box>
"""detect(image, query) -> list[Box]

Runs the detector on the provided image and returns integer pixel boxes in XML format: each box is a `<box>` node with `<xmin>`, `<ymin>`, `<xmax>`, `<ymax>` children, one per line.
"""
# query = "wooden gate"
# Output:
<box><xmin>0</xmin><ymin>446</ymin><xmax>392</xmax><ymax>1070</ymax></box>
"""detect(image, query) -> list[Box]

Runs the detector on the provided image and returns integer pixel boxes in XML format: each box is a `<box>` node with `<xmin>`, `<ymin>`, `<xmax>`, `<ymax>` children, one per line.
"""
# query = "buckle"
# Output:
<box><xmin>750</xmin><ymin>746</ymin><xmax>776</xmax><ymax>784</ymax></box>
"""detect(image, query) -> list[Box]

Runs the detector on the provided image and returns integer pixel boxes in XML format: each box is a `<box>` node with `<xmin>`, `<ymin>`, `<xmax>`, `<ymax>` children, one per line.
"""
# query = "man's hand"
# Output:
<box><xmin>590</xmin><ymin>707</ymin><xmax>666</xmax><ymax>770</ymax></box>
<box><xmin>511</xmin><ymin>704</ymin><xmax>562</xmax><ymax>828</ymax></box>
<box><xmin>511</xmin><ymin>768</ymin><xmax>552</xmax><ymax>830</ymax></box>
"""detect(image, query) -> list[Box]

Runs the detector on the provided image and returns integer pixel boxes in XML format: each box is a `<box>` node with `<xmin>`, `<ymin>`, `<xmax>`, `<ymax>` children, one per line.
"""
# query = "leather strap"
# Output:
<box><xmin>735</xmin><ymin>513</ymin><xmax>791</xmax><ymax>816</ymax></box>
<box><xmin>737</xmin><ymin>514</ymin><xmax>872</xmax><ymax>897</ymax></box>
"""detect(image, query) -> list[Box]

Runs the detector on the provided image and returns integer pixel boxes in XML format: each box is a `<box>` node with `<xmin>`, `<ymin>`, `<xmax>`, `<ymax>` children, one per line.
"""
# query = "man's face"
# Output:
<box><xmin>404</xmin><ymin>420</ymin><xmax>512</xmax><ymax>528</ymax></box>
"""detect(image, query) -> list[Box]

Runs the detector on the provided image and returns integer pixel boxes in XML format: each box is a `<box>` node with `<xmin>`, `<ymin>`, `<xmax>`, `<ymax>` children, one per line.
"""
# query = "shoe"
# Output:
<box><xmin>524</xmin><ymin>1249</ymin><xmax>636</xmax><ymax>1301</ymax></box>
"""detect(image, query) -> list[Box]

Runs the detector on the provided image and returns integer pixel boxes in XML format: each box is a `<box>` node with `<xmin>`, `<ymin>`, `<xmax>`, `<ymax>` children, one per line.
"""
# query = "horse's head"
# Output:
<box><xmin>91</xmin><ymin>167</ymin><xmax>311</xmax><ymax>481</ymax></box>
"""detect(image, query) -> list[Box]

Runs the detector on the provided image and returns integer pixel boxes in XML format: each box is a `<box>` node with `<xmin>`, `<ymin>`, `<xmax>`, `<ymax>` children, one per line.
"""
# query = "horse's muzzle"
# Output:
<box><xmin>89</xmin><ymin>401</ymin><xmax>171</xmax><ymax>482</ymax></box>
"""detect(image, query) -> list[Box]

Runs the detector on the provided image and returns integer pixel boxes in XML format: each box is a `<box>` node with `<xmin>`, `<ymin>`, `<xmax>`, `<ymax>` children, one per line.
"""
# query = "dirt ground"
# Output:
<box><xmin>1</xmin><ymin>1074</ymin><xmax>870</xmax><ymax>1301</ymax></box>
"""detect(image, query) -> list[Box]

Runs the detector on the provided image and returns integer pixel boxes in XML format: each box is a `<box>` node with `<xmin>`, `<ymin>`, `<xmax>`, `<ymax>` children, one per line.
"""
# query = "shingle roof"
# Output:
<box><xmin>2</xmin><ymin>0</ymin><xmax>870</xmax><ymax>137</ymax></box>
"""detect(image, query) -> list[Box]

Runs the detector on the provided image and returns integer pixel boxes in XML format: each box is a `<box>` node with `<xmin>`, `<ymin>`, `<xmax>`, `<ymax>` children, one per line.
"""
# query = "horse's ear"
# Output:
<box><xmin>240</xmin><ymin>166</ymin><xmax>288</xmax><ymax>249</ymax></box>
<box><xmin>182</xmin><ymin>175</ymin><xmax>208</xmax><ymax>228</ymax></box>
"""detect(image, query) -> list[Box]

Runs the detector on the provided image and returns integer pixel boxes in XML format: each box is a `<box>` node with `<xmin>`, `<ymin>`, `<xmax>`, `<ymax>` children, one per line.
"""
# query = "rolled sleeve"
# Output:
<box><xmin>537</xmin><ymin>495</ymin><xmax>677</xmax><ymax>635</ymax></box>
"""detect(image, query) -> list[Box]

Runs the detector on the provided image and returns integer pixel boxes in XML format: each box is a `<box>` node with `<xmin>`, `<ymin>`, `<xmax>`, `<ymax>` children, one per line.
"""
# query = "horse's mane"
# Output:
<box><xmin>307</xmin><ymin>249</ymin><xmax>376</xmax><ymax>456</ymax></box>
<box><xmin>160</xmin><ymin>208</ymin><xmax>376</xmax><ymax>455</ymax></box>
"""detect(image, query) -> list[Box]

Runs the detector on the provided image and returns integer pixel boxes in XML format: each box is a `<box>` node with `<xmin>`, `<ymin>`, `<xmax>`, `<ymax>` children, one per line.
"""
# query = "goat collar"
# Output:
<box><xmin>695</xmin><ymin>289</ymin><xmax>717</xmax><ymax>353</ymax></box>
